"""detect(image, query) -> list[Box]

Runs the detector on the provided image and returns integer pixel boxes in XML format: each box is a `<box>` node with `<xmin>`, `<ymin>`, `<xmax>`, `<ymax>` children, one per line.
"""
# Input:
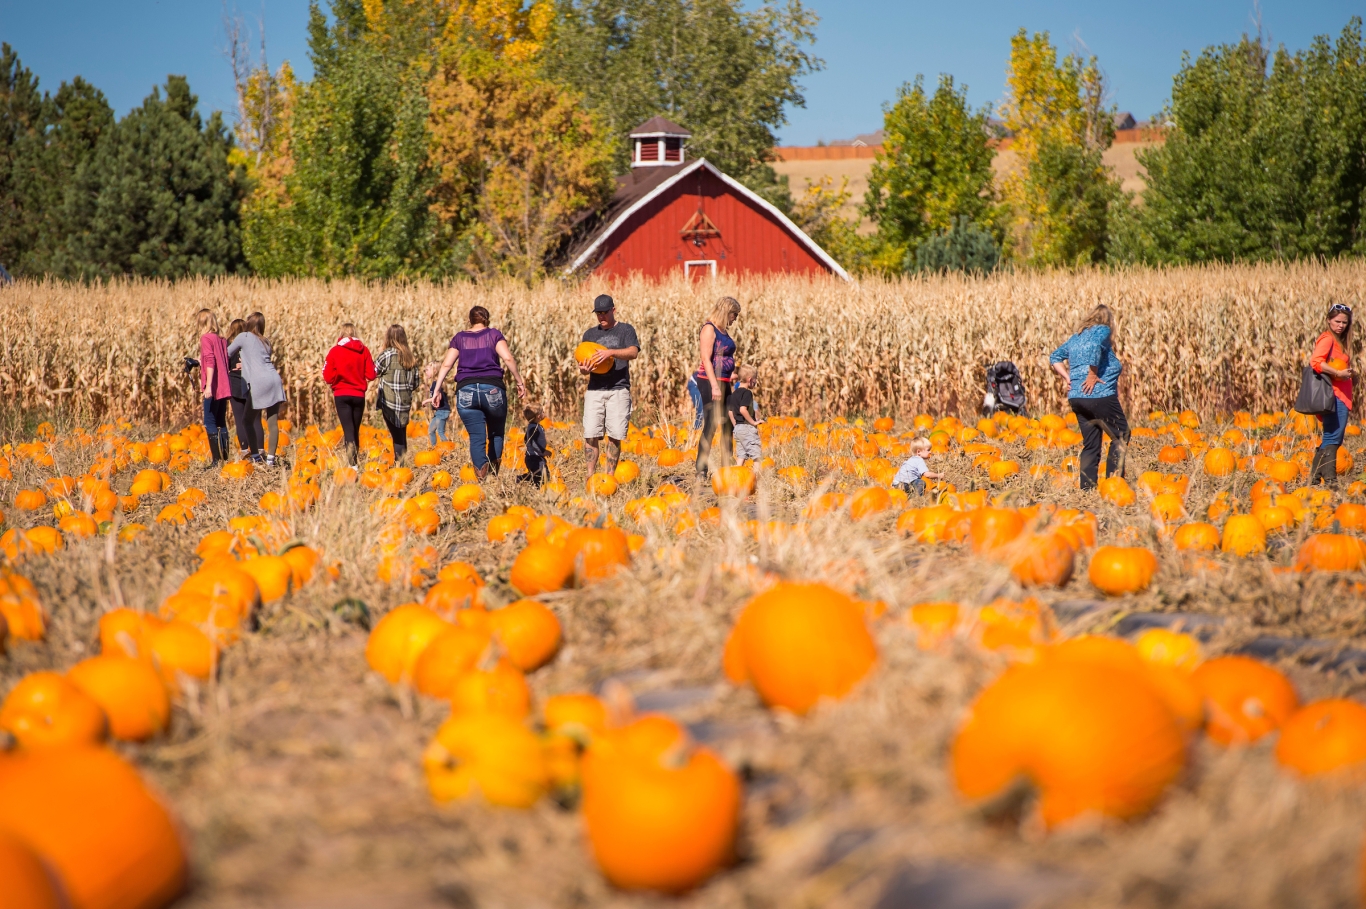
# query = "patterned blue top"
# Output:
<box><xmin>1049</xmin><ymin>325</ymin><xmax>1123</xmax><ymax>398</ymax></box>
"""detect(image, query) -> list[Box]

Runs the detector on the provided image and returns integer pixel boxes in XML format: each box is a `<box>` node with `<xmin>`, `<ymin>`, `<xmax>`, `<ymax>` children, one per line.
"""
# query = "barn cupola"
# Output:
<box><xmin>630</xmin><ymin>116</ymin><xmax>691</xmax><ymax>167</ymax></box>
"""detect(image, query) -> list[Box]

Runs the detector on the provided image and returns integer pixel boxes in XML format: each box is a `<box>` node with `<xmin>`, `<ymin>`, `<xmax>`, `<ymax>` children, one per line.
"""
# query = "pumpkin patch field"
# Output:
<box><xmin>6</xmin><ymin>403</ymin><xmax>1366</xmax><ymax>908</ymax></box>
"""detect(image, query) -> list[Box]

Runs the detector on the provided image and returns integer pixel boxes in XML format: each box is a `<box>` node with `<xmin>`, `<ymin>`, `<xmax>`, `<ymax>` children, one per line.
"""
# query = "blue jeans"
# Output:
<box><xmin>429</xmin><ymin>408</ymin><xmax>450</xmax><ymax>445</ymax></box>
<box><xmin>455</xmin><ymin>383</ymin><xmax>507</xmax><ymax>471</ymax></box>
<box><xmin>202</xmin><ymin>396</ymin><xmax>229</xmax><ymax>453</ymax></box>
<box><xmin>1319</xmin><ymin>396</ymin><xmax>1349</xmax><ymax>448</ymax></box>
<box><xmin>686</xmin><ymin>377</ymin><xmax>704</xmax><ymax>429</ymax></box>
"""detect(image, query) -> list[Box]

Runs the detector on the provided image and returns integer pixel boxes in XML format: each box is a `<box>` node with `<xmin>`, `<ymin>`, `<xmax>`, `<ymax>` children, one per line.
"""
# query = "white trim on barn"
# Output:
<box><xmin>564</xmin><ymin>158</ymin><xmax>852</xmax><ymax>282</ymax></box>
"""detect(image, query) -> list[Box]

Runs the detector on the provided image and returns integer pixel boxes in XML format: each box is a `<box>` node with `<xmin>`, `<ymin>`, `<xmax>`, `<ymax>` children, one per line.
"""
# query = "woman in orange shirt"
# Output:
<box><xmin>1309</xmin><ymin>303</ymin><xmax>1355</xmax><ymax>486</ymax></box>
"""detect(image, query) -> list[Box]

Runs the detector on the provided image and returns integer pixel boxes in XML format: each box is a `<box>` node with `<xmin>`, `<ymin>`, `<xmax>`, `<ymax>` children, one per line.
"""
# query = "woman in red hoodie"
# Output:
<box><xmin>323</xmin><ymin>323</ymin><xmax>377</xmax><ymax>465</ymax></box>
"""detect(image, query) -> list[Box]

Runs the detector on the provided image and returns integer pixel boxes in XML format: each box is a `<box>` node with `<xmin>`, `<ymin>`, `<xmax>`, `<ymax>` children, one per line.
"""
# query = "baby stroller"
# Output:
<box><xmin>982</xmin><ymin>361</ymin><xmax>1027</xmax><ymax>417</ymax></box>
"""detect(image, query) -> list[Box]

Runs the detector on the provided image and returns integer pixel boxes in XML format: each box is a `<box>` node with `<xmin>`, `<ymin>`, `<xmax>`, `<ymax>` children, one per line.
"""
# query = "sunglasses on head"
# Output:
<box><xmin>1330</xmin><ymin>303</ymin><xmax>1354</xmax><ymax>315</ymax></box>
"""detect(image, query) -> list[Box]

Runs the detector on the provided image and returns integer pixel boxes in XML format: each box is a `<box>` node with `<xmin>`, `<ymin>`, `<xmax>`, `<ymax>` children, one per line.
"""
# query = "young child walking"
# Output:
<box><xmin>518</xmin><ymin>405</ymin><xmax>549</xmax><ymax>486</ymax></box>
<box><xmin>893</xmin><ymin>438</ymin><xmax>944</xmax><ymax>495</ymax></box>
<box><xmin>425</xmin><ymin>362</ymin><xmax>450</xmax><ymax>445</ymax></box>
<box><xmin>728</xmin><ymin>365</ymin><xmax>763</xmax><ymax>465</ymax></box>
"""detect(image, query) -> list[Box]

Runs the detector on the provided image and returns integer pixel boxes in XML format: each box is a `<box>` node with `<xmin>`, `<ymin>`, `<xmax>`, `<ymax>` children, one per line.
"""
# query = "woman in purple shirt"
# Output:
<box><xmin>429</xmin><ymin>306</ymin><xmax>528</xmax><ymax>479</ymax></box>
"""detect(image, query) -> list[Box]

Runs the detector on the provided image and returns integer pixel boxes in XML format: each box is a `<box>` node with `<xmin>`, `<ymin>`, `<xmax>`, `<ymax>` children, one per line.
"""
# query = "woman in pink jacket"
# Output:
<box><xmin>196</xmin><ymin>309</ymin><xmax>233</xmax><ymax>466</ymax></box>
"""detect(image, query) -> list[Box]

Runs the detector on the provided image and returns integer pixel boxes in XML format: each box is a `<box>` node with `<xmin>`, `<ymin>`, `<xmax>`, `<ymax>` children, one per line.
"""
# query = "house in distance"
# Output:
<box><xmin>562</xmin><ymin>117</ymin><xmax>850</xmax><ymax>281</ymax></box>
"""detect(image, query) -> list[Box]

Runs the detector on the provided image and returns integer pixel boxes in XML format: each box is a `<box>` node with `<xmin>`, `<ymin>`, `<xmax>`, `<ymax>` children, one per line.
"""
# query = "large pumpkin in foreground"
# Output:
<box><xmin>0</xmin><ymin>746</ymin><xmax>187</xmax><ymax>909</ymax></box>
<box><xmin>951</xmin><ymin>660</ymin><xmax>1186</xmax><ymax>828</ymax></box>
<box><xmin>724</xmin><ymin>582</ymin><xmax>877</xmax><ymax>715</ymax></box>
<box><xmin>581</xmin><ymin>716</ymin><xmax>741</xmax><ymax>893</ymax></box>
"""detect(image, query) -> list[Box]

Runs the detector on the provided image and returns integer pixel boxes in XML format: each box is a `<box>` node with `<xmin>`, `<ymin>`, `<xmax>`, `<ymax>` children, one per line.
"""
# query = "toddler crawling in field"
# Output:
<box><xmin>893</xmin><ymin>437</ymin><xmax>944</xmax><ymax>496</ymax></box>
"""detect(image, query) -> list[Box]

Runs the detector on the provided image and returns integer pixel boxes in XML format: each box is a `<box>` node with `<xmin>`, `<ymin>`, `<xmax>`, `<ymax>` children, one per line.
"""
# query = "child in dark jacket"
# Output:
<box><xmin>518</xmin><ymin>405</ymin><xmax>549</xmax><ymax>486</ymax></box>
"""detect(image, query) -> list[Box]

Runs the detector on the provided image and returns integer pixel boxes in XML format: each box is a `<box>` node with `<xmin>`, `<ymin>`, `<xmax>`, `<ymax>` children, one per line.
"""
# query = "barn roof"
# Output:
<box><xmin>629</xmin><ymin>116</ymin><xmax>692</xmax><ymax>138</ymax></box>
<box><xmin>561</xmin><ymin>157</ymin><xmax>852</xmax><ymax>281</ymax></box>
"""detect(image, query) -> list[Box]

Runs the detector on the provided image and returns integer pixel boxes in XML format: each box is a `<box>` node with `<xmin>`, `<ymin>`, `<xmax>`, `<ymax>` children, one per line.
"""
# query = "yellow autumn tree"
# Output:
<box><xmin>425</xmin><ymin>0</ymin><xmax>614</xmax><ymax>281</ymax></box>
<box><xmin>1000</xmin><ymin>30</ymin><xmax>1123</xmax><ymax>267</ymax></box>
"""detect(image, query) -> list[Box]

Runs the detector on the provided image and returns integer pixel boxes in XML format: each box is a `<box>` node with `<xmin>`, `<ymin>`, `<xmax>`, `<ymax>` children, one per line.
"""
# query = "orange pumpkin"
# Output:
<box><xmin>581</xmin><ymin>717</ymin><xmax>741</xmax><ymax>893</ymax></box>
<box><xmin>968</xmin><ymin>507</ymin><xmax>1024</xmax><ymax>554</ymax></box>
<box><xmin>422</xmin><ymin>578</ymin><xmax>483</xmax><ymax>618</ymax></box>
<box><xmin>848</xmin><ymin>487</ymin><xmax>892</xmax><ymax>521</ymax></box>
<box><xmin>1087</xmin><ymin>546</ymin><xmax>1158</xmax><ymax>596</ymax></box>
<box><xmin>1202</xmin><ymin>447</ymin><xmax>1237</xmax><ymax>477</ymax></box>
<box><xmin>1158</xmin><ymin>444</ymin><xmax>1189</xmax><ymax>463</ymax></box>
<box><xmin>448</xmin><ymin>659</ymin><xmax>532</xmax><ymax>719</ymax></box>
<box><xmin>1220</xmin><ymin>514</ymin><xmax>1267</xmax><ymax>557</ymax></box>
<box><xmin>423</xmin><ymin>712</ymin><xmax>549</xmax><ymax>807</ymax></box>
<box><xmin>237</xmin><ymin>555</ymin><xmax>293</xmax><ymax>603</ymax></box>
<box><xmin>147</xmin><ymin>620</ymin><xmax>217</xmax><ymax>686</ymax></box>
<box><xmin>66</xmin><ymin>656</ymin><xmax>170</xmax><ymax>742</ymax></box>
<box><xmin>574</xmin><ymin>341</ymin><xmax>614</xmax><ymax>375</ymax></box>
<box><xmin>0</xmin><ymin>832</ymin><xmax>66</xmax><ymax>909</ymax></box>
<box><xmin>364</xmin><ymin>604</ymin><xmax>452</xmax><ymax>684</ymax></box>
<box><xmin>1275</xmin><ymin>699</ymin><xmax>1366</xmax><ymax>777</ymax></box>
<box><xmin>13</xmin><ymin>489</ymin><xmax>47</xmax><ymax>511</ymax></box>
<box><xmin>486</xmin><ymin>513</ymin><xmax>526</xmax><ymax>542</ymax></box>
<box><xmin>1149</xmin><ymin>492</ymin><xmax>1185</xmax><ymax>523</ymax></box>
<box><xmin>951</xmin><ymin>659</ymin><xmax>1186</xmax><ymax>828</ymax></box>
<box><xmin>710</xmin><ymin>465</ymin><xmax>756</xmax><ymax>498</ymax></box>
<box><xmin>99</xmin><ymin>608</ymin><xmax>166</xmax><ymax>658</ymax></box>
<box><xmin>1135</xmin><ymin>628</ymin><xmax>1203</xmax><ymax>671</ymax></box>
<box><xmin>411</xmin><ymin>626</ymin><xmax>492</xmax><ymax>699</ymax></box>
<box><xmin>564</xmin><ymin>527</ymin><xmax>631</xmax><ymax>582</ymax></box>
<box><xmin>0</xmin><ymin>671</ymin><xmax>108</xmax><ymax>749</ymax></box>
<box><xmin>1192</xmin><ymin>656</ymin><xmax>1299</xmax><ymax>746</ymax></box>
<box><xmin>488</xmin><ymin>599</ymin><xmax>563</xmax><ymax>672</ymax></box>
<box><xmin>587</xmin><ymin>472</ymin><xmax>619</xmax><ymax>497</ymax></box>
<box><xmin>1009</xmin><ymin>532</ymin><xmax>1076</xmax><ymax>588</ymax></box>
<box><xmin>0</xmin><ymin>747</ymin><xmax>187</xmax><ymax>909</ymax></box>
<box><xmin>725</xmin><ymin>582</ymin><xmax>877</xmax><ymax>715</ymax></box>
<box><xmin>1295</xmin><ymin>533</ymin><xmax>1366</xmax><ymax>572</ymax></box>
<box><xmin>1172</xmin><ymin>522</ymin><xmax>1221</xmax><ymax>552</ymax></box>
<box><xmin>1097</xmin><ymin>476</ymin><xmax>1136</xmax><ymax>506</ymax></box>
<box><xmin>510</xmin><ymin>539</ymin><xmax>576</xmax><ymax>595</ymax></box>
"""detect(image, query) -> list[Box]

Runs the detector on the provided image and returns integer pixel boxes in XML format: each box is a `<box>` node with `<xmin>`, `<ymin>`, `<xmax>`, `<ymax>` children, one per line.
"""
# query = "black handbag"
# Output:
<box><xmin>1294</xmin><ymin>364</ymin><xmax>1337</xmax><ymax>415</ymax></box>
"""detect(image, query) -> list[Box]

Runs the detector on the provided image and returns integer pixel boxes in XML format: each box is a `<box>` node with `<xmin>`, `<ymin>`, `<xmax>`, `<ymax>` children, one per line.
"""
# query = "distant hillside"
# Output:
<box><xmin>772</xmin><ymin>128</ymin><xmax>1165</xmax><ymax>231</ymax></box>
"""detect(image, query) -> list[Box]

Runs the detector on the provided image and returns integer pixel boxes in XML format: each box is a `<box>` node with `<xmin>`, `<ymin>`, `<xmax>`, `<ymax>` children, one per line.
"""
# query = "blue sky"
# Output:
<box><xmin>1</xmin><ymin>0</ymin><xmax>1361</xmax><ymax>145</ymax></box>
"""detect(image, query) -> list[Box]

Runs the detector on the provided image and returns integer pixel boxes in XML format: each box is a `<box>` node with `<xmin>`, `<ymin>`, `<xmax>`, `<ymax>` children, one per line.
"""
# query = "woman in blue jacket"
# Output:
<box><xmin>1049</xmin><ymin>305</ymin><xmax>1129</xmax><ymax>490</ymax></box>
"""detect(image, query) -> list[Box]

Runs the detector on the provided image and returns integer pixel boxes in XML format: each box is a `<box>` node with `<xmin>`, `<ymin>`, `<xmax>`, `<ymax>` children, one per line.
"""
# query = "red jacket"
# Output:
<box><xmin>324</xmin><ymin>338</ymin><xmax>376</xmax><ymax>398</ymax></box>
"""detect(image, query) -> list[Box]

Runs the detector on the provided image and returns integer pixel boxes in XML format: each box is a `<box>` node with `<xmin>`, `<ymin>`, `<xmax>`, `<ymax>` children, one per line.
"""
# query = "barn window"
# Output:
<box><xmin>664</xmin><ymin>138</ymin><xmax>683</xmax><ymax>162</ymax></box>
<box><xmin>636</xmin><ymin>138</ymin><xmax>660</xmax><ymax>162</ymax></box>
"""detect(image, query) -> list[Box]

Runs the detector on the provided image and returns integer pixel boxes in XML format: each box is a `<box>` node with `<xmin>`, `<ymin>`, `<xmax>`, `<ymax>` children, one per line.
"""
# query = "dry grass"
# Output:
<box><xmin>3</xmin><ymin>261</ymin><xmax>1365</xmax><ymax>428</ymax></box>
<box><xmin>4</xmin><ymin>402</ymin><xmax>1366</xmax><ymax>907</ymax></box>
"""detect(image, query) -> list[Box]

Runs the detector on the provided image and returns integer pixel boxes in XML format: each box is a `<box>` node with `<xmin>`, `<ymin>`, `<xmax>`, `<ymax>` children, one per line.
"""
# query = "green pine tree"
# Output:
<box><xmin>0</xmin><ymin>44</ymin><xmax>49</xmax><ymax>274</ymax></box>
<box><xmin>912</xmin><ymin>215</ymin><xmax>1001</xmax><ymax>275</ymax></box>
<box><xmin>57</xmin><ymin>76</ymin><xmax>245</xmax><ymax>278</ymax></box>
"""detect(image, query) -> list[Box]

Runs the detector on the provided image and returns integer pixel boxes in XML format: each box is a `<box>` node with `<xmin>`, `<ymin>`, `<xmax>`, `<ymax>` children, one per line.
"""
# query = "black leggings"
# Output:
<box><xmin>334</xmin><ymin>396</ymin><xmax>365</xmax><ymax>462</ymax></box>
<box><xmin>380</xmin><ymin>401</ymin><xmax>409</xmax><ymax>461</ymax></box>
<box><xmin>229</xmin><ymin>397</ymin><xmax>253</xmax><ymax>453</ymax></box>
<box><xmin>246</xmin><ymin>402</ymin><xmax>282</xmax><ymax>456</ymax></box>
<box><xmin>1069</xmin><ymin>395</ymin><xmax>1130</xmax><ymax>489</ymax></box>
<box><xmin>695</xmin><ymin>379</ymin><xmax>733</xmax><ymax>476</ymax></box>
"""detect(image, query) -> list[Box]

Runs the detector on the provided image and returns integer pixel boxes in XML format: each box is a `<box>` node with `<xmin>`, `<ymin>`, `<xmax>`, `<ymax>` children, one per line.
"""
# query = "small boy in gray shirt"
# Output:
<box><xmin>893</xmin><ymin>438</ymin><xmax>944</xmax><ymax>495</ymax></box>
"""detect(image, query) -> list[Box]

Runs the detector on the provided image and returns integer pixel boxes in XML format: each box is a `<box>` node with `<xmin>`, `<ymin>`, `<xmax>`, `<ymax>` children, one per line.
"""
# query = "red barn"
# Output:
<box><xmin>563</xmin><ymin>118</ymin><xmax>850</xmax><ymax>281</ymax></box>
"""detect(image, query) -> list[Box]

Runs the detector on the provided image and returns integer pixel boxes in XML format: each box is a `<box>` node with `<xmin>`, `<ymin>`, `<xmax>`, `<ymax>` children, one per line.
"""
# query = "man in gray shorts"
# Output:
<box><xmin>580</xmin><ymin>294</ymin><xmax>640</xmax><ymax>474</ymax></box>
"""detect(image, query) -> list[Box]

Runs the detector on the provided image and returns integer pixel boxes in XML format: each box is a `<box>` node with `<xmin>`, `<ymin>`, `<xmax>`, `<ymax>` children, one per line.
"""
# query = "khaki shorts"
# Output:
<box><xmin>584</xmin><ymin>387</ymin><xmax>631</xmax><ymax>441</ymax></box>
<box><xmin>733</xmin><ymin>423</ymin><xmax>761</xmax><ymax>462</ymax></box>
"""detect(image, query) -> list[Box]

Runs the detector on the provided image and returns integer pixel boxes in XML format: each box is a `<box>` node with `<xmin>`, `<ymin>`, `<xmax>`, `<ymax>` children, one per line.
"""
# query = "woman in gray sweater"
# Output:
<box><xmin>227</xmin><ymin>311</ymin><xmax>288</xmax><ymax>465</ymax></box>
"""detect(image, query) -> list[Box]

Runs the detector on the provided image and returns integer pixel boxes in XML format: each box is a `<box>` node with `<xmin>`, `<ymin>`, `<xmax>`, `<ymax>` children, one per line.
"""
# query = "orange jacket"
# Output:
<box><xmin>1311</xmin><ymin>331</ymin><xmax>1353</xmax><ymax>408</ymax></box>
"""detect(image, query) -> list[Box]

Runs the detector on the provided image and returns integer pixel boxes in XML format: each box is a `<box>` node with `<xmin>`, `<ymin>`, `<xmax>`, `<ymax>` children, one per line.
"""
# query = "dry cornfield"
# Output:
<box><xmin>3</xmin><ymin>260</ymin><xmax>1362</xmax><ymax>427</ymax></box>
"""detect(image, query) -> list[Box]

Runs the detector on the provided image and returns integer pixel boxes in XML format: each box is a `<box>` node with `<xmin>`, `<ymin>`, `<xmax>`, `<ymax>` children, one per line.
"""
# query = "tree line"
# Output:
<box><xmin>1</xmin><ymin>6</ymin><xmax>1363</xmax><ymax>281</ymax></box>
<box><xmin>825</xmin><ymin>18</ymin><xmax>1366</xmax><ymax>275</ymax></box>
